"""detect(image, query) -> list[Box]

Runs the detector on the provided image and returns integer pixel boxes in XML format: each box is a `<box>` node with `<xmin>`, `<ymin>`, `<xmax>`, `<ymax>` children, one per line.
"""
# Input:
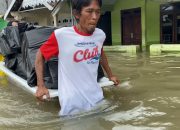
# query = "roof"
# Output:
<box><xmin>3</xmin><ymin>0</ymin><xmax>117</xmax><ymax>20</ymax></box>
<box><xmin>22</xmin><ymin>0</ymin><xmax>60</xmax><ymax>8</ymax></box>
<box><xmin>4</xmin><ymin>0</ymin><xmax>60</xmax><ymax>19</ymax></box>
<box><xmin>4</xmin><ymin>0</ymin><xmax>23</xmax><ymax>20</ymax></box>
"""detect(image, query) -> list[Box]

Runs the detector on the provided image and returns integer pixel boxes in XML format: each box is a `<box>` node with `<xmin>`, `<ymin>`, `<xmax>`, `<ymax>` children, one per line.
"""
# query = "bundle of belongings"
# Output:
<box><xmin>0</xmin><ymin>23</ymin><xmax>105</xmax><ymax>89</ymax></box>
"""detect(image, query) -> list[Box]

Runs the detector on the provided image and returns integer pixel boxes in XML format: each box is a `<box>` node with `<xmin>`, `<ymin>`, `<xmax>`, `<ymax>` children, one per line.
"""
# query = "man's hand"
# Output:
<box><xmin>109</xmin><ymin>76</ymin><xmax>120</xmax><ymax>86</ymax></box>
<box><xmin>35</xmin><ymin>86</ymin><xmax>50</xmax><ymax>101</ymax></box>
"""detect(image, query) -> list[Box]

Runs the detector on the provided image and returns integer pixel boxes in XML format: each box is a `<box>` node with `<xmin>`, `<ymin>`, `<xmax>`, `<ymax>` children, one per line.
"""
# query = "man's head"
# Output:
<box><xmin>7</xmin><ymin>20</ymin><xmax>19</xmax><ymax>26</ymax></box>
<box><xmin>72</xmin><ymin>0</ymin><xmax>102</xmax><ymax>14</ymax></box>
<box><xmin>12</xmin><ymin>21</ymin><xmax>18</xmax><ymax>26</ymax></box>
<box><xmin>72</xmin><ymin>0</ymin><xmax>102</xmax><ymax>34</ymax></box>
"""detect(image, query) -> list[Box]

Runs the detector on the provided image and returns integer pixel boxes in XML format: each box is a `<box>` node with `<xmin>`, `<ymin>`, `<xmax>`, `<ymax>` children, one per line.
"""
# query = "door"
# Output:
<box><xmin>176</xmin><ymin>14</ymin><xmax>180</xmax><ymax>42</ymax></box>
<box><xmin>121</xmin><ymin>8</ymin><xmax>142</xmax><ymax>45</ymax></box>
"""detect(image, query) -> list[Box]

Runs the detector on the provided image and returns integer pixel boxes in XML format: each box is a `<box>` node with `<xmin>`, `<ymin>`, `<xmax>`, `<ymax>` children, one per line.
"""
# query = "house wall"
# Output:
<box><xmin>56</xmin><ymin>1</ymin><xmax>74</xmax><ymax>27</ymax></box>
<box><xmin>111</xmin><ymin>0</ymin><xmax>144</xmax><ymax>45</ymax></box>
<box><xmin>13</xmin><ymin>3</ymin><xmax>73</xmax><ymax>27</ymax></box>
<box><xmin>19</xmin><ymin>9</ymin><xmax>53</xmax><ymax>26</ymax></box>
<box><xmin>146</xmin><ymin>0</ymin><xmax>167</xmax><ymax>46</ymax></box>
<box><xmin>111</xmin><ymin>0</ymin><xmax>168</xmax><ymax>48</ymax></box>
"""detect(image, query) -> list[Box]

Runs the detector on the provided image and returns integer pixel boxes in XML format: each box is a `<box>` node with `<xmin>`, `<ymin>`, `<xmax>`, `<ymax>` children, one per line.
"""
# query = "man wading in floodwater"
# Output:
<box><xmin>35</xmin><ymin>0</ymin><xmax>119</xmax><ymax>116</ymax></box>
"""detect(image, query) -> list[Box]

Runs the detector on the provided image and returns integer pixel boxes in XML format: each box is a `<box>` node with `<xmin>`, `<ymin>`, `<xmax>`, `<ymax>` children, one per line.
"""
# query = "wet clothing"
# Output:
<box><xmin>40</xmin><ymin>26</ymin><xmax>106</xmax><ymax>116</ymax></box>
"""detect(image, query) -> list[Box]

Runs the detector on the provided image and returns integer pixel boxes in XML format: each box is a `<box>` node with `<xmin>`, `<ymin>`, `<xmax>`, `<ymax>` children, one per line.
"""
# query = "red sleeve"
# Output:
<box><xmin>40</xmin><ymin>32</ymin><xmax>59</xmax><ymax>61</ymax></box>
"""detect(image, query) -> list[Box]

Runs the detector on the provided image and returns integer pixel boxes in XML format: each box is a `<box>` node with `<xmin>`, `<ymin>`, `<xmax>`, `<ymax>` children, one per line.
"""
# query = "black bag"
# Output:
<box><xmin>0</xmin><ymin>26</ymin><xmax>21</xmax><ymax>56</ymax></box>
<box><xmin>5</xmin><ymin>54</ymin><xmax>27</xmax><ymax>79</ymax></box>
<box><xmin>46</xmin><ymin>58</ymin><xmax>58</xmax><ymax>89</ymax></box>
<box><xmin>21</xmin><ymin>27</ymin><xmax>57</xmax><ymax>87</ymax></box>
<box><xmin>0</xmin><ymin>33</ymin><xmax>12</xmax><ymax>55</ymax></box>
<box><xmin>3</xmin><ymin>26</ymin><xmax>21</xmax><ymax>53</ymax></box>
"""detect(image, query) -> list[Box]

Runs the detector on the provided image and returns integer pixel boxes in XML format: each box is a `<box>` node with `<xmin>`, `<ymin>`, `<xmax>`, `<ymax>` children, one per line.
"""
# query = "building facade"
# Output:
<box><xmin>4</xmin><ymin>0</ymin><xmax>180</xmax><ymax>52</ymax></box>
<box><xmin>111</xmin><ymin>0</ymin><xmax>180</xmax><ymax>52</ymax></box>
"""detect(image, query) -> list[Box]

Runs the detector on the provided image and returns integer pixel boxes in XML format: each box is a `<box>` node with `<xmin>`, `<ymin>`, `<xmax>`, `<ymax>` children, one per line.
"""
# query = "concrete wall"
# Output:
<box><xmin>19</xmin><ymin>9</ymin><xmax>53</xmax><ymax>26</ymax></box>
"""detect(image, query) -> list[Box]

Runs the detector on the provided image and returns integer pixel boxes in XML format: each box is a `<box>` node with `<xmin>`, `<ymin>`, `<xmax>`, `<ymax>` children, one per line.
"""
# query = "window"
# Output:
<box><xmin>160</xmin><ymin>3</ymin><xmax>180</xmax><ymax>43</ymax></box>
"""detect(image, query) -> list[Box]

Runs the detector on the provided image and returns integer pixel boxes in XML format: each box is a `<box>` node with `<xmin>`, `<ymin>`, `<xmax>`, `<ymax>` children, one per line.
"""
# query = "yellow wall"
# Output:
<box><xmin>111</xmin><ymin>0</ymin><xmax>172</xmax><ymax>49</ymax></box>
<box><xmin>111</xmin><ymin>0</ymin><xmax>145</xmax><ymax>46</ymax></box>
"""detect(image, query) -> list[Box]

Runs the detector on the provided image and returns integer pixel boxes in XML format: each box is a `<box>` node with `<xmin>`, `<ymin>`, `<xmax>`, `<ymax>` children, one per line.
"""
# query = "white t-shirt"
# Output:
<box><xmin>40</xmin><ymin>26</ymin><xmax>106</xmax><ymax>116</ymax></box>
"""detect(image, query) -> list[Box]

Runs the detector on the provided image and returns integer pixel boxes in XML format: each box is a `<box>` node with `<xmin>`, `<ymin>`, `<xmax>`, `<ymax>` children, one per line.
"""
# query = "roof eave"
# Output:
<box><xmin>4</xmin><ymin>0</ymin><xmax>23</xmax><ymax>20</ymax></box>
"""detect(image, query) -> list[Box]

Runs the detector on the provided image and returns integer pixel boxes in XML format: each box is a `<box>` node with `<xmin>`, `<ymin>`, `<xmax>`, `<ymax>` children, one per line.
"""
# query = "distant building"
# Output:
<box><xmin>5</xmin><ymin>0</ymin><xmax>180</xmax><ymax>52</ymax></box>
<box><xmin>3</xmin><ymin>0</ymin><xmax>115</xmax><ymax>45</ymax></box>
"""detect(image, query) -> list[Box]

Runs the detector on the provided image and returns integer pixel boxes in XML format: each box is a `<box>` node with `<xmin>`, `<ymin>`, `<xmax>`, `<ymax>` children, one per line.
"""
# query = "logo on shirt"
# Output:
<box><xmin>75</xmin><ymin>42</ymin><xmax>96</xmax><ymax>47</ymax></box>
<box><xmin>87</xmin><ymin>54</ymin><xmax>100</xmax><ymax>64</ymax></box>
<box><xmin>74</xmin><ymin>46</ymin><xmax>99</xmax><ymax>64</ymax></box>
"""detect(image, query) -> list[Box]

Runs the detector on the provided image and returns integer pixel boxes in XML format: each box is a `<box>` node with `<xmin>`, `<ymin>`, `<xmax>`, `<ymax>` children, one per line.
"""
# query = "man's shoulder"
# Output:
<box><xmin>55</xmin><ymin>26</ymin><xmax>73</xmax><ymax>34</ymax></box>
<box><xmin>54</xmin><ymin>27</ymin><xmax>73</xmax><ymax>34</ymax></box>
<box><xmin>94</xmin><ymin>28</ymin><xmax>106</xmax><ymax>36</ymax></box>
<box><xmin>95</xmin><ymin>28</ymin><xmax>105</xmax><ymax>34</ymax></box>
<box><xmin>54</xmin><ymin>26</ymin><xmax>74</xmax><ymax>38</ymax></box>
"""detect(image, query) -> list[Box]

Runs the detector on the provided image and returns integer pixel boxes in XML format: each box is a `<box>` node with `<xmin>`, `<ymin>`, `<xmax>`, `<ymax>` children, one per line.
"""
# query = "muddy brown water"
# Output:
<box><xmin>0</xmin><ymin>52</ymin><xmax>180</xmax><ymax>130</ymax></box>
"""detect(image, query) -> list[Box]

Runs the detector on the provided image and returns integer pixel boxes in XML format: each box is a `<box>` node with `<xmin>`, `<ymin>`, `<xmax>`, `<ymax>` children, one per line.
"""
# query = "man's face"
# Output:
<box><xmin>12</xmin><ymin>22</ymin><xmax>18</xmax><ymax>26</ymax></box>
<box><xmin>77</xmin><ymin>0</ymin><xmax>101</xmax><ymax>34</ymax></box>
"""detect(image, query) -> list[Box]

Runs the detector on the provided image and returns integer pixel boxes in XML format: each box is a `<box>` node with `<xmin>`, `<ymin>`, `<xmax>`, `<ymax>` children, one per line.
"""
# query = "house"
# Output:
<box><xmin>111</xmin><ymin>0</ymin><xmax>180</xmax><ymax>54</ymax></box>
<box><xmin>4</xmin><ymin>0</ymin><xmax>116</xmax><ymax>45</ymax></box>
<box><xmin>4</xmin><ymin>0</ymin><xmax>180</xmax><ymax>54</ymax></box>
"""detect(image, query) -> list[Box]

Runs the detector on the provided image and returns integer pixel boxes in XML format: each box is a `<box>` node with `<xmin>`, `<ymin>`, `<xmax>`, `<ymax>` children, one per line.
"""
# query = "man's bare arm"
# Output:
<box><xmin>100</xmin><ymin>50</ymin><xmax>119</xmax><ymax>85</ymax></box>
<box><xmin>35</xmin><ymin>50</ymin><xmax>50</xmax><ymax>100</ymax></box>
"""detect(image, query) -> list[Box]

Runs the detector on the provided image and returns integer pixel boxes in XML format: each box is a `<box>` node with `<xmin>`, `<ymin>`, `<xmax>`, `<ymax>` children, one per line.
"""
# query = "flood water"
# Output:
<box><xmin>0</xmin><ymin>52</ymin><xmax>180</xmax><ymax>130</ymax></box>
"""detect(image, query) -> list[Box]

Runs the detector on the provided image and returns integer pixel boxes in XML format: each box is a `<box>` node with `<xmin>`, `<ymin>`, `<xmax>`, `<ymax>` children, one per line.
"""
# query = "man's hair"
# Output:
<box><xmin>72</xmin><ymin>0</ymin><xmax>102</xmax><ymax>14</ymax></box>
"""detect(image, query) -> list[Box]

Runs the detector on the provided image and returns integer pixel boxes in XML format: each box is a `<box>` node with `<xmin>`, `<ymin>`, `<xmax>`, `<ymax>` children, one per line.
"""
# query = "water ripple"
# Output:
<box><xmin>112</xmin><ymin>125</ymin><xmax>166</xmax><ymax>130</ymax></box>
<box><xmin>104</xmin><ymin>101</ymin><xmax>166</xmax><ymax>122</ymax></box>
